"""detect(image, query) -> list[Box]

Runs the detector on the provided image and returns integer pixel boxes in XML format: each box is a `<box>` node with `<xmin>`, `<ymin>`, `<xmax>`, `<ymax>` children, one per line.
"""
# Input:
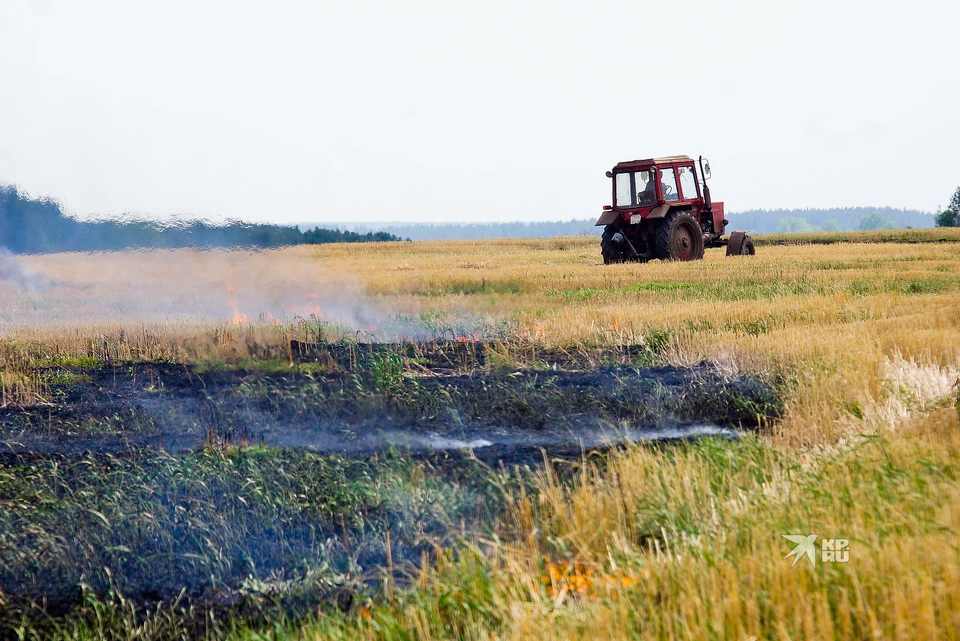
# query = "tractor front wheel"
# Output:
<box><xmin>601</xmin><ymin>226</ymin><xmax>626</xmax><ymax>264</ymax></box>
<box><xmin>726</xmin><ymin>231</ymin><xmax>756</xmax><ymax>256</ymax></box>
<box><xmin>655</xmin><ymin>211</ymin><xmax>704</xmax><ymax>261</ymax></box>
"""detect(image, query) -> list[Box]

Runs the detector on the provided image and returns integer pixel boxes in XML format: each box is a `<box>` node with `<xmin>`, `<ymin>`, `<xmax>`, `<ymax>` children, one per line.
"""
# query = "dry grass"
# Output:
<box><xmin>6</xmin><ymin>235</ymin><xmax>959</xmax><ymax>443</ymax></box>
<box><xmin>2</xmin><ymin>230</ymin><xmax>960</xmax><ymax>639</ymax></box>
<box><xmin>337</xmin><ymin>410</ymin><xmax>960</xmax><ymax>641</ymax></box>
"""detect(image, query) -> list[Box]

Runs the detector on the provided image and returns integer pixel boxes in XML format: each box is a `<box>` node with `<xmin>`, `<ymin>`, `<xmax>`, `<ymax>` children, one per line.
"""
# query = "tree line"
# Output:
<box><xmin>4</xmin><ymin>181</ymin><xmax>951</xmax><ymax>253</ymax></box>
<box><xmin>729</xmin><ymin>207</ymin><xmax>935</xmax><ymax>234</ymax></box>
<box><xmin>315</xmin><ymin>207</ymin><xmax>936</xmax><ymax>240</ymax></box>
<box><xmin>320</xmin><ymin>219</ymin><xmax>604</xmax><ymax>241</ymax></box>
<box><xmin>0</xmin><ymin>186</ymin><xmax>404</xmax><ymax>254</ymax></box>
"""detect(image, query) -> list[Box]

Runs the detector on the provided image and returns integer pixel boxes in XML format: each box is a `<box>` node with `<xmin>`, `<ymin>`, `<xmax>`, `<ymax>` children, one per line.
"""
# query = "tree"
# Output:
<box><xmin>820</xmin><ymin>219</ymin><xmax>843</xmax><ymax>232</ymax></box>
<box><xmin>775</xmin><ymin>217</ymin><xmax>817</xmax><ymax>234</ymax></box>
<box><xmin>935</xmin><ymin>186</ymin><xmax>960</xmax><ymax>227</ymax></box>
<box><xmin>858</xmin><ymin>212</ymin><xmax>897</xmax><ymax>231</ymax></box>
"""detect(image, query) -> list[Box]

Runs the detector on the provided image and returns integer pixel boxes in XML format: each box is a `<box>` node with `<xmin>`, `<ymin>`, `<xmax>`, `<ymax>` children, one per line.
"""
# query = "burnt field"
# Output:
<box><xmin>2</xmin><ymin>237</ymin><xmax>958</xmax><ymax>639</ymax></box>
<box><xmin>0</xmin><ymin>339</ymin><xmax>780</xmax><ymax>635</ymax></box>
<box><xmin>0</xmin><ymin>340</ymin><xmax>776</xmax><ymax>461</ymax></box>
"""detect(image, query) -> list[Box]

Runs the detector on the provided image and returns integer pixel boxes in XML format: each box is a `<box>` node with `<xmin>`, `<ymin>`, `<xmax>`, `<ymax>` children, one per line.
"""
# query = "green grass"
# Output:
<box><xmin>417</xmin><ymin>278</ymin><xmax>527</xmax><ymax>297</ymax></box>
<box><xmin>0</xmin><ymin>446</ymin><xmax>511</xmax><ymax>637</ymax></box>
<box><xmin>754</xmin><ymin>227</ymin><xmax>960</xmax><ymax>245</ymax></box>
<box><xmin>543</xmin><ymin>274</ymin><xmax>960</xmax><ymax>304</ymax></box>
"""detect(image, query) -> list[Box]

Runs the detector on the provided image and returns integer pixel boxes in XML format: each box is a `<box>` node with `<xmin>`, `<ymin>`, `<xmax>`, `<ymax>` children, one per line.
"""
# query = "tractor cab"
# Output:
<box><xmin>612</xmin><ymin>159</ymin><xmax>696</xmax><ymax>210</ymax></box>
<box><xmin>595</xmin><ymin>155</ymin><xmax>753</xmax><ymax>263</ymax></box>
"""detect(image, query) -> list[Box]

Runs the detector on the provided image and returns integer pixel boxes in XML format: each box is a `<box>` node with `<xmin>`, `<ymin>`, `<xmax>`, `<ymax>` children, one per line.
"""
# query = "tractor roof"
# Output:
<box><xmin>614</xmin><ymin>155</ymin><xmax>693</xmax><ymax>171</ymax></box>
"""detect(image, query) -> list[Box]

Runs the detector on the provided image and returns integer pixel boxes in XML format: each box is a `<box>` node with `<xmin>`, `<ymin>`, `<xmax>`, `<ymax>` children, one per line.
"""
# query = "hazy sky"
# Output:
<box><xmin>2</xmin><ymin>0</ymin><xmax>958</xmax><ymax>224</ymax></box>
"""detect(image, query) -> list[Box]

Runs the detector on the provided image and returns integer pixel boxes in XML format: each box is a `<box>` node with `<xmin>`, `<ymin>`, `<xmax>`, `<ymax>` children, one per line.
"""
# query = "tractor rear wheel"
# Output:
<box><xmin>655</xmin><ymin>211</ymin><xmax>704</xmax><ymax>261</ymax></box>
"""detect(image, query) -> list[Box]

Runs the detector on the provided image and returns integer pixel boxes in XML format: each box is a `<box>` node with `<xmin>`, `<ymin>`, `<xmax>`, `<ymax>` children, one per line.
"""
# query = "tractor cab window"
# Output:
<box><xmin>636</xmin><ymin>170</ymin><xmax>657</xmax><ymax>205</ymax></box>
<box><xmin>615</xmin><ymin>173</ymin><xmax>633</xmax><ymax>208</ymax></box>
<box><xmin>677</xmin><ymin>165</ymin><xmax>699</xmax><ymax>200</ymax></box>
<box><xmin>660</xmin><ymin>167</ymin><xmax>680</xmax><ymax>202</ymax></box>
<box><xmin>615</xmin><ymin>170</ymin><xmax>657</xmax><ymax>208</ymax></box>
<box><xmin>614</xmin><ymin>170</ymin><xmax>660</xmax><ymax>209</ymax></box>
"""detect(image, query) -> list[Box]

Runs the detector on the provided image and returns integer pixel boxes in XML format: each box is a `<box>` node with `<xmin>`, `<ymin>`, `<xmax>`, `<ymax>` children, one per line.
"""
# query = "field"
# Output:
<box><xmin>1</xmin><ymin>228</ymin><xmax>960</xmax><ymax>639</ymax></box>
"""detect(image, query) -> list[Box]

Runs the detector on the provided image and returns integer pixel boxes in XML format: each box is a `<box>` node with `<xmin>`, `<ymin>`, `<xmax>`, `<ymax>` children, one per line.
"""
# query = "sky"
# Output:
<box><xmin>1</xmin><ymin>0</ymin><xmax>958</xmax><ymax>224</ymax></box>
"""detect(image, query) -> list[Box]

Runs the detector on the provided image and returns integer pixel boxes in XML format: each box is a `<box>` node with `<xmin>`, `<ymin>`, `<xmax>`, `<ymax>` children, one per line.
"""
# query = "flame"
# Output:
<box><xmin>226</xmin><ymin>284</ymin><xmax>249</xmax><ymax>325</ymax></box>
<box><xmin>518</xmin><ymin>322</ymin><xmax>545</xmax><ymax>341</ymax></box>
<box><xmin>540</xmin><ymin>560</ymin><xmax>642</xmax><ymax>600</ymax></box>
<box><xmin>454</xmin><ymin>331</ymin><xmax>481</xmax><ymax>343</ymax></box>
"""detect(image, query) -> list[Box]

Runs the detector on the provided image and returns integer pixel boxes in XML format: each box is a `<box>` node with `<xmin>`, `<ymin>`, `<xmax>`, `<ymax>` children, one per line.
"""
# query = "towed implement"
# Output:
<box><xmin>596</xmin><ymin>155</ymin><xmax>754</xmax><ymax>263</ymax></box>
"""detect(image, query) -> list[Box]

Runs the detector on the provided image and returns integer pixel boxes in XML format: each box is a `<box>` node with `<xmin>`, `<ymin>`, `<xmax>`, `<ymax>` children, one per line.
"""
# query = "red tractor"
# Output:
<box><xmin>595</xmin><ymin>155</ymin><xmax>754</xmax><ymax>263</ymax></box>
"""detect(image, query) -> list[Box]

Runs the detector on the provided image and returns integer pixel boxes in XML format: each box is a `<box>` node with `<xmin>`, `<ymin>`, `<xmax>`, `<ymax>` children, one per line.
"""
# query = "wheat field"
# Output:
<box><xmin>2</xmin><ymin>230</ymin><xmax>960</xmax><ymax>639</ymax></box>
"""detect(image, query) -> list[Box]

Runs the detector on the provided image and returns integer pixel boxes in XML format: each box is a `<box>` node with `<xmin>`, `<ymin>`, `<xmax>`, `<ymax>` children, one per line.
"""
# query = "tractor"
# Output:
<box><xmin>595</xmin><ymin>155</ymin><xmax>754</xmax><ymax>263</ymax></box>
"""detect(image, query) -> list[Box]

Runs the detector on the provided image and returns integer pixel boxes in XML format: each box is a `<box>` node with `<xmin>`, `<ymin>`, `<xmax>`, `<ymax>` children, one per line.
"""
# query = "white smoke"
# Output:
<box><xmin>0</xmin><ymin>248</ymin><xmax>50</xmax><ymax>292</ymax></box>
<box><xmin>0</xmin><ymin>248</ymin><xmax>500</xmax><ymax>341</ymax></box>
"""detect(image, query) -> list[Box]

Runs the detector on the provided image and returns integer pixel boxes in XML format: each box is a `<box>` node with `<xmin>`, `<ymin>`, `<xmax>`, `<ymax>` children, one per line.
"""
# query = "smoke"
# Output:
<box><xmin>0</xmin><ymin>247</ymin><xmax>50</xmax><ymax>292</ymax></box>
<box><xmin>0</xmin><ymin>247</ymin><xmax>496</xmax><ymax>341</ymax></box>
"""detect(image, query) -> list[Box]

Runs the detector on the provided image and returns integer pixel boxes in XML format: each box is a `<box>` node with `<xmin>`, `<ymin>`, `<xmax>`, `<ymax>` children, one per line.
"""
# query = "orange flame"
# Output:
<box><xmin>540</xmin><ymin>560</ymin><xmax>642</xmax><ymax>600</ymax></box>
<box><xmin>518</xmin><ymin>322</ymin><xmax>545</xmax><ymax>341</ymax></box>
<box><xmin>226</xmin><ymin>284</ymin><xmax>249</xmax><ymax>325</ymax></box>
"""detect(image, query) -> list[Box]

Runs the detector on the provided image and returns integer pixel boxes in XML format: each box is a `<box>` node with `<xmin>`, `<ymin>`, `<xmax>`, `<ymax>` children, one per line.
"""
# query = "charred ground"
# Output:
<box><xmin>1</xmin><ymin>340</ymin><xmax>776</xmax><ymax>460</ymax></box>
<box><xmin>0</xmin><ymin>339</ymin><xmax>780</xmax><ymax>635</ymax></box>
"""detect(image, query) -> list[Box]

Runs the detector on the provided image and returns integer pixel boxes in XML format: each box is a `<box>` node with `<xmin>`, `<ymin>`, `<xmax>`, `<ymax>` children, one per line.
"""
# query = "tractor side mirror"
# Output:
<box><xmin>605</xmin><ymin>171</ymin><xmax>613</xmax><ymax>178</ymax></box>
<box><xmin>700</xmin><ymin>157</ymin><xmax>712</xmax><ymax>180</ymax></box>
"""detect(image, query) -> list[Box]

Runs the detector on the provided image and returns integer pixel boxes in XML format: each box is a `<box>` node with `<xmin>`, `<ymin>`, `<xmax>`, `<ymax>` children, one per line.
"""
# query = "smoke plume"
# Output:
<box><xmin>0</xmin><ymin>247</ymin><xmax>49</xmax><ymax>292</ymax></box>
<box><xmin>0</xmin><ymin>247</ymin><xmax>494</xmax><ymax>341</ymax></box>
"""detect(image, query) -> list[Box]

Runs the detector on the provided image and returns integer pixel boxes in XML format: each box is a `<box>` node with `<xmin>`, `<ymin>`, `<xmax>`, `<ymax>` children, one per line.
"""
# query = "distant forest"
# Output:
<box><xmin>728</xmin><ymin>207</ymin><xmax>935</xmax><ymax>233</ymax></box>
<box><xmin>3</xmin><ymin>184</ymin><xmax>937</xmax><ymax>254</ymax></box>
<box><xmin>0</xmin><ymin>186</ymin><xmax>403</xmax><ymax>254</ymax></box>
<box><xmin>309</xmin><ymin>219</ymin><xmax>603</xmax><ymax>241</ymax></box>
<box><xmin>314</xmin><ymin>207</ymin><xmax>935</xmax><ymax>240</ymax></box>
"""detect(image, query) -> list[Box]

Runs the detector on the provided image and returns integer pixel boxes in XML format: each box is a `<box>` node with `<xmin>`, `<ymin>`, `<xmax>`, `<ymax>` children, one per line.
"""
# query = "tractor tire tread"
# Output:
<box><xmin>601</xmin><ymin>226</ymin><xmax>618</xmax><ymax>264</ymax></box>
<box><xmin>655</xmin><ymin>210</ymin><xmax>704</xmax><ymax>261</ymax></box>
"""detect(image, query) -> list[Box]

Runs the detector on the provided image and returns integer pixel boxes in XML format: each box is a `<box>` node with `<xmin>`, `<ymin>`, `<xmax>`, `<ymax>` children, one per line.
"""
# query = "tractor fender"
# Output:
<box><xmin>595</xmin><ymin>210</ymin><xmax>619</xmax><ymax>226</ymax></box>
<box><xmin>646</xmin><ymin>204</ymin><xmax>672</xmax><ymax>220</ymax></box>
